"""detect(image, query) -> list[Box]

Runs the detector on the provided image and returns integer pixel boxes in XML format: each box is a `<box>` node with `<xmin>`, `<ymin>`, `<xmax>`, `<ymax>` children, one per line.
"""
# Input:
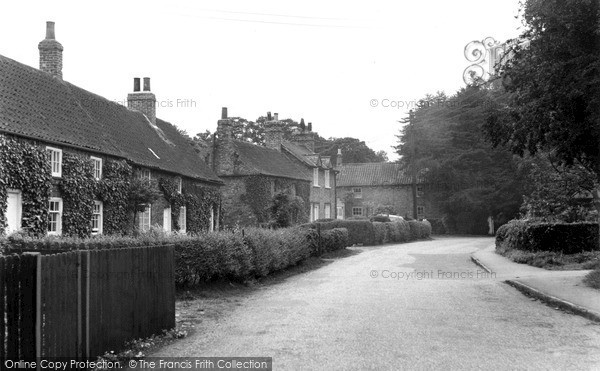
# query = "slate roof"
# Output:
<box><xmin>228</xmin><ymin>140</ymin><xmax>311</xmax><ymax>181</ymax></box>
<box><xmin>337</xmin><ymin>163</ymin><xmax>412</xmax><ymax>187</ymax></box>
<box><xmin>0</xmin><ymin>54</ymin><xmax>221</xmax><ymax>184</ymax></box>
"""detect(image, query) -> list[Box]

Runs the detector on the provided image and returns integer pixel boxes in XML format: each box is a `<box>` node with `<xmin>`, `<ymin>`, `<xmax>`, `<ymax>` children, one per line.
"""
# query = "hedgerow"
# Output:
<box><xmin>0</xmin><ymin>225</ymin><xmax>350</xmax><ymax>287</ymax></box>
<box><xmin>496</xmin><ymin>220</ymin><xmax>599</xmax><ymax>254</ymax></box>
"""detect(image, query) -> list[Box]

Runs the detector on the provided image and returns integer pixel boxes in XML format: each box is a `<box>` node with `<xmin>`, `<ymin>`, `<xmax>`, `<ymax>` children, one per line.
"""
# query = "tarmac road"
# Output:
<box><xmin>152</xmin><ymin>237</ymin><xmax>600</xmax><ymax>370</ymax></box>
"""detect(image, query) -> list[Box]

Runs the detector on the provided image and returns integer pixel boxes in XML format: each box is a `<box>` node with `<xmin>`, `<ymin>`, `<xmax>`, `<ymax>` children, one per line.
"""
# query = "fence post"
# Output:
<box><xmin>23</xmin><ymin>252</ymin><xmax>41</xmax><ymax>362</ymax></box>
<box><xmin>83</xmin><ymin>251</ymin><xmax>90</xmax><ymax>358</ymax></box>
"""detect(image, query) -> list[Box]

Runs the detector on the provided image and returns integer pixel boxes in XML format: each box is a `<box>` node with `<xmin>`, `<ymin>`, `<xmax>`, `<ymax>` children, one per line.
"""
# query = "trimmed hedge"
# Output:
<box><xmin>496</xmin><ymin>220</ymin><xmax>599</xmax><ymax>254</ymax></box>
<box><xmin>306</xmin><ymin>219</ymin><xmax>430</xmax><ymax>246</ymax></box>
<box><xmin>0</xmin><ymin>226</ymin><xmax>350</xmax><ymax>287</ymax></box>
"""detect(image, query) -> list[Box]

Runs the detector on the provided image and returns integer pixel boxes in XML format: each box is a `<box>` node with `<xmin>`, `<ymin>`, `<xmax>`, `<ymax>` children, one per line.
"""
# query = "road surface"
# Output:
<box><xmin>153</xmin><ymin>237</ymin><xmax>600</xmax><ymax>370</ymax></box>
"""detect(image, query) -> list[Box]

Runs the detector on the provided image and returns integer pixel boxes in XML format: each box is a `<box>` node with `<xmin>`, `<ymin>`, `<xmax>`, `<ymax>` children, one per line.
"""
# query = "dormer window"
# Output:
<box><xmin>324</xmin><ymin>170</ymin><xmax>330</xmax><ymax>188</ymax></box>
<box><xmin>46</xmin><ymin>147</ymin><xmax>62</xmax><ymax>177</ymax></box>
<box><xmin>91</xmin><ymin>156</ymin><xmax>102</xmax><ymax>180</ymax></box>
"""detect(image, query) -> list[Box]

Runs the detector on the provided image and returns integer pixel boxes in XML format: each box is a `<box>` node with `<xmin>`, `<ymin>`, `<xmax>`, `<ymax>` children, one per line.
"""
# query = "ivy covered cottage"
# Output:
<box><xmin>0</xmin><ymin>22</ymin><xmax>223</xmax><ymax>237</ymax></box>
<box><xmin>201</xmin><ymin>109</ymin><xmax>312</xmax><ymax>228</ymax></box>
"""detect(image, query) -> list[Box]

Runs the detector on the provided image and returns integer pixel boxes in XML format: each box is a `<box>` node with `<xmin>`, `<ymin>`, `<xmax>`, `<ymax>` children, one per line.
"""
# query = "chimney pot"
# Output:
<box><xmin>267</xmin><ymin>112</ymin><xmax>272</xmax><ymax>121</ymax></box>
<box><xmin>274</xmin><ymin>113</ymin><xmax>279</xmax><ymax>121</ymax></box>
<box><xmin>336</xmin><ymin>149</ymin><xmax>343</xmax><ymax>167</ymax></box>
<box><xmin>143</xmin><ymin>77</ymin><xmax>151</xmax><ymax>91</ymax></box>
<box><xmin>307</xmin><ymin>122</ymin><xmax>312</xmax><ymax>132</ymax></box>
<box><xmin>45</xmin><ymin>21</ymin><xmax>56</xmax><ymax>39</ymax></box>
<box><xmin>221</xmin><ymin>107</ymin><xmax>228</xmax><ymax>119</ymax></box>
<box><xmin>128</xmin><ymin>76</ymin><xmax>157</xmax><ymax>124</ymax></box>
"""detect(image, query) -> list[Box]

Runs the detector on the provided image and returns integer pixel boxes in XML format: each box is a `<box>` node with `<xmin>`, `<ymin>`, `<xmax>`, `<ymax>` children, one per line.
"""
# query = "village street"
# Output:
<box><xmin>150</xmin><ymin>237</ymin><xmax>600</xmax><ymax>370</ymax></box>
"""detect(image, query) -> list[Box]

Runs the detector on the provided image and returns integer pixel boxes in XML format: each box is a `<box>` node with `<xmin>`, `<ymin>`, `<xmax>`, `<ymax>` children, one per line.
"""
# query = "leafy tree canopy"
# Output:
<box><xmin>395</xmin><ymin>86</ymin><xmax>526</xmax><ymax>227</ymax></box>
<box><xmin>195</xmin><ymin>117</ymin><xmax>387</xmax><ymax>163</ymax></box>
<box><xmin>484</xmin><ymin>0</ymin><xmax>600</xmax><ymax>175</ymax></box>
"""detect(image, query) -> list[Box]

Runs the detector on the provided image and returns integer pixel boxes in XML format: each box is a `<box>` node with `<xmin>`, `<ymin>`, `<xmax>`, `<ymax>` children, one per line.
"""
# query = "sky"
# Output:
<box><xmin>0</xmin><ymin>0</ymin><xmax>523</xmax><ymax>161</ymax></box>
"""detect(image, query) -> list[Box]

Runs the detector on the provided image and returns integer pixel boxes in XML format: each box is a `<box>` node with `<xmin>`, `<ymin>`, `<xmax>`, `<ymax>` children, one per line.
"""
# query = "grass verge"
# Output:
<box><xmin>583</xmin><ymin>269</ymin><xmax>600</xmax><ymax>290</ymax></box>
<box><xmin>498</xmin><ymin>249</ymin><xmax>600</xmax><ymax>270</ymax></box>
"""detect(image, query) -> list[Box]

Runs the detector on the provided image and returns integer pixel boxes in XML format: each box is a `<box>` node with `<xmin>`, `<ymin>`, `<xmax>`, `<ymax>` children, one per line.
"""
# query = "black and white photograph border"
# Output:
<box><xmin>0</xmin><ymin>1</ymin><xmax>599</xmax><ymax>370</ymax></box>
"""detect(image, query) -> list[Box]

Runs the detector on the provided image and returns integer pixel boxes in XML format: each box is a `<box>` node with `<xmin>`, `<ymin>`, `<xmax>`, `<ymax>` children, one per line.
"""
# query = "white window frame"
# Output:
<box><xmin>91</xmin><ymin>156</ymin><xmax>102</xmax><ymax>180</ymax></box>
<box><xmin>46</xmin><ymin>147</ymin><xmax>62</xmax><ymax>177</ymax></box>
<box><xmin>6</xmin><ymin>189</ymin><xmax>22</xmax><ymax>234</ymax></box>
<box><xmin>353</xmin><ymin>188</ymin><xmax>362</xmax><ymax>199</ymax></box>
<box><xmin>138</xmin><ymin>204</ymin><xmax>151</xmax><ymax>231</ymax></box>
<box><xmin>352</xmin><ymin>207</ymin><xmax>363</xmax><ymax>216</ymax></box>
<box><xmin>312</xmin><ymin>203</ymin><xmax>320</xmax><ymax>222</ymax></box>
<box><xmin>324</xmin><ymin>203</ymin><xmax>331</xmax><ymax>219</ymax></box>
<box><xmin>48</xmin><ymin>197</ymin><xmax>63</xmax><ymax>235</ymax></box>
<box><xmin>209</xmin><ymin>205</ymin><xmax>215</xmax><ymax>232</ymax></box>
<box><xmin>139</xmin><ymin>169</ymin><xmax>151</xmax><ymax>182</ymax></box>
<box><xmin>163</xmin><ymin>206</ymin><xmax>172</xmax><ymax>233</ymax></box>
<box><xmin>178</xmin><ymin>206</ymin><xmax>186</xmax><ymax>233</ymax></box>
<box><xmin>324</xmin><ymin>170</ymin><xmax>330</xmax><ymax>188</ymax></box>
<box><xmin>313</xmin><ymin>168</ymin><xmax>319</xmax><ymax>187</ymax></box>
<box><xmin>176</xmin><ymin>177</ymin><xmax>182</xmax><ymax>194</ymax></box>
<box><xmin>91</xmin><ymin>200</ymin><xmax>103</xmax><ymax>235</ymax></box>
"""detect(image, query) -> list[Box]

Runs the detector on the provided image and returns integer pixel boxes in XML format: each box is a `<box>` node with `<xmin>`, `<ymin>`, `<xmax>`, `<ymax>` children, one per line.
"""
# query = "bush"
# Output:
<box><xmin>318</xmin><ymin>228</ymin><xmax>350</xmax><ymax>253</ymax></box>
<box><xmin>373</xmin><ymin>222</ymin><xmax>388</xmax><ymax>244</ymax></box>
<box><xmin>496</xmin><ymin>220</ymin><xmax>599</xmax><ymax>254</ymax></box>
<box><xmin>427</xmin><ymin>218</ymin><xmax>446</xmax><ymax>234</ymax></box>
<box><xmin>317</xmin><ymin>220</ymin><xmax>375</xmax><ymax>246</ymax></box>
<box><xmin>311</xmin><ymin>219</ymin><xmax>429</xmax><ymax>246</ymax></box>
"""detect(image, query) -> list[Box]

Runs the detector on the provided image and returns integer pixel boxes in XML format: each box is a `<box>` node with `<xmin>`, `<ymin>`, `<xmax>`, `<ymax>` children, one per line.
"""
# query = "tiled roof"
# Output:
<box><xmin>337</xmin><ymin>162</ymin><xmax>411</xmax><ymax>186</ymax></box>
<box><xmin>229</xmin><ymin>140</ymin><xmax>310</xmax><ymax>181</ymax></box>
<box><xmin>282</xmin><ymin>141</ymin><xmax>321</xmax><ymax>167</ymax></box>
<box><xmin>281</xmin><ymin>141</ymin><xmax>337</xmax><ymax>171</ymax></box>
<box><xmin>0</xmin><ymin>54</ymin><xmax>221</xmax><ymax>183</ymax></box>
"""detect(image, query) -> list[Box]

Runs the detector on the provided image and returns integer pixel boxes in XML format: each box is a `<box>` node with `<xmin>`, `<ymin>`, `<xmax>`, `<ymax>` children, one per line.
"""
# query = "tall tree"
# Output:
<box><xmin>396</xmin><ymin>87</ymin><xmax>526</xmax><ymax>233</ymax></box>
<box><xmin>484</xmin><ymin>0</ymin><xmax>600</xmax><ymax>212</ymax></box>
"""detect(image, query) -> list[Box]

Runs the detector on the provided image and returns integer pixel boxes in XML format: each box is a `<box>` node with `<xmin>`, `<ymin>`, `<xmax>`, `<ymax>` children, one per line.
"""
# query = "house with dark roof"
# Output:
<box><xmin>0</xmin><ymin>22</ymin><xmax>222</xmax><ymax>236</ymax></box>
<box><xmin>205</xmin><ymin>109</ymin><xmax>311</xmax><ymax>227</ymax></box>
<box><xmin>336</xmin><ymin>162</ymin><xmax>439</xmax><ymax>220</ymax></box>
<box><xmin>280</xmin><ymin>128</ymin><xmax>338</xmax><ymax>221</ymax></box>
<box><xmin>202</xmin><ymin>108</ymin><xmax>335</xmax><ymax>227</ymax></box>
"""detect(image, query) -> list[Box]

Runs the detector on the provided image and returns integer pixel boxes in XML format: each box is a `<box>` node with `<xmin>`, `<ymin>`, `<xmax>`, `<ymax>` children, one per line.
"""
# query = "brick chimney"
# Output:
<box><xmin>264</xmin><ymin>112</ymin><xmax>284</xmax><ymax>151</ymax></box>
<box><xmin>38</xmin><ymin>21</ymin><xmax>63</xmax><ymax>79</ymax></box>
<box><xmin>292</xmin><ymin>122</ymin><xmax>315</xmax><ymax>152</ymax></box>
<box><xmin>214</xmin><ymin>107</ymin><xmax>237</xmax><ymax>175</ymax></box>
<box><xmin>127</xmin><ymin>77</ymin><xmax>156</xmax><ymax>124</ymax></box>
<box><xmin>336</xmin><ymin>148</ymin><xmax>343</xmax><ymax>167</ymax></box>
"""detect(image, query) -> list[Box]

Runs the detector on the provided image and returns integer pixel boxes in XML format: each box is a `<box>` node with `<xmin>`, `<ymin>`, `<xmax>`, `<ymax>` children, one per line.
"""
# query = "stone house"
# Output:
<box><xmin>201</xmin><ymin>109</ymin><xmax>311</xmax><ymax>228</ymax></box>
<box><xmin>279</xmin><ymin>128</ymin><xmax>338</xmax><ymax>221</ymax></box>
<box><xmin>0</xmin><ymin>22</ymin><xmax>223</xmax><ymax>237</ymax></box>
<box><xmin>336</xmin><ymin>162</ymin><xmax>439</xmax><ymax>220</ymax></box>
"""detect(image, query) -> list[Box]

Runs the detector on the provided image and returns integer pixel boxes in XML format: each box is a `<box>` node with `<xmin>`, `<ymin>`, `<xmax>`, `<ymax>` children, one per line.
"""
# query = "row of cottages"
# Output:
<box><xmin>0</xmin><ymin>22</ymin><xmax>223</xmax><ymax>237</ymax></box>
<box><xmin>200</xmin><ymin>108</ymin><xmax>338</xmax><ymax>228</ymax></box>
<box><xmin>336</xmin><ymin>162</ymin><xmax>440</xmax><ymax>220</ymax></box>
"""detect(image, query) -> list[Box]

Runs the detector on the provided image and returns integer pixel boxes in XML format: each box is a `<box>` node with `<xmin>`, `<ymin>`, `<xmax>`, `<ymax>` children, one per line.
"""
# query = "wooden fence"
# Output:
<box><xmin>0</xmin><ymin>245</ymin><xmax>175</xmax><ymax>359</ymax></box>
